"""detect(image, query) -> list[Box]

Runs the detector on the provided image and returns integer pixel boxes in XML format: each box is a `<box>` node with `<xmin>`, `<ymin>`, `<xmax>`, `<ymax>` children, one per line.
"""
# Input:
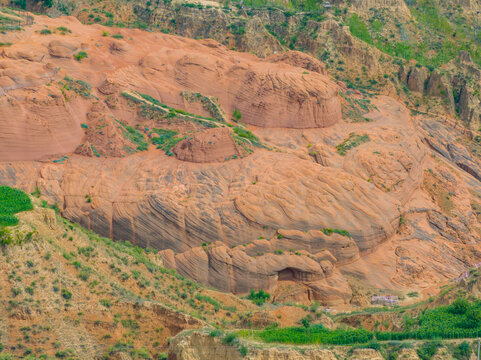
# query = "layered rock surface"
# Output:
<box><xmin>0</xmin><ymin>14</ymin><xmax>341</xmax><ymax>162</ymax></box>
<box><xmin>172</xmin><ymin>128</ymin><xmax>243</xmax><ymax>163</ymax></box>
<box><xmin>1</xmin><ymin>11</ymin><xmax>481</xmax><ymax>307</ymax></box>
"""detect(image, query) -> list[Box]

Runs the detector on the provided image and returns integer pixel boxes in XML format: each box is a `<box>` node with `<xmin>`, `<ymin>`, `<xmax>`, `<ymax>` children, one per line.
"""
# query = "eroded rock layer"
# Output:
<box><xmin>1</xmin><ymin>12</ymin><xmax>481</xmax><ymax>306</ymax></box>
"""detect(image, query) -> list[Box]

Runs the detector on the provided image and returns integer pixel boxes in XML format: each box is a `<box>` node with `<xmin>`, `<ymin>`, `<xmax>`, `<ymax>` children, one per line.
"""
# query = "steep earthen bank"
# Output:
<box><xmin>167</xmin><ymin>330</ymin><xmax>461</xmax><ymax>360</ymax></box>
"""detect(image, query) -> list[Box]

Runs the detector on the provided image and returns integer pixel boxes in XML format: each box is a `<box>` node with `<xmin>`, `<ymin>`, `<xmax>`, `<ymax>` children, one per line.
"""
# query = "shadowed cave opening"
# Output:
<box><xmin>277</xmin><ymin>267</ymin><xmax>319</xmax><ymax>282</ymax></box>
<box><xmin>278</xmin><ymin>268</ymin><xmax>297</xmax><ymax>281</ymax></box>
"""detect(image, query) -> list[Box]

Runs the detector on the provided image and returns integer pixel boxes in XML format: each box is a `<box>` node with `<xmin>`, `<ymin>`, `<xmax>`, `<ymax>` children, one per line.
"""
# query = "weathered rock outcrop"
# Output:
<box><xmin>47</xmin><ymin>39</ymin><xmax>78</xmax><ymax>58</ymax></box>
<box><xmin>405</xmin><ymin>66</ymin><xmax>429</xmax><ymax>93</ymax></box>
<box><xmin>426</xmin><ymin>69</ymin><xmax>455</xmax><ymax>111</ymax></box>
<box><xmin>459</xmin><ymin>85</ymin><xmax>481</xmax><ymax>129</ymax></box>
<box><xmin>172</xmin><ymin>128</ymin><xmax>244</xmax><ymax>163</ymax></box>
<box><xmin>266</xmin><ymin>51</ymin><xmax>327</xmax><ymax>75</ymax></box>
<box><xmin>2</xmin><ymin>12</ymin><xmax>481</xmax><ymax>307</ymax></box>
<box><xmin>400</xmin><ymin>53</ymin><xmax>481</xmax><ymax>130</ymax></box>
<box><xmin>160</xmin><ymin>242</ymin><xmax>352</xmax><ymax>304</ymax></box>
<box><xmin>135</xmin><ymin>42</ymin><xmax>341</xmax><ymax>129</ymax></box>
<box><xmin>0</xmin><ymin>14</ymin><xmax>342</xmax><ymax>162</ymax></box>
<box><xmin>420</xmin><ymin>118</ymin><xmax>481</xmax><ymax>182</ymax></box>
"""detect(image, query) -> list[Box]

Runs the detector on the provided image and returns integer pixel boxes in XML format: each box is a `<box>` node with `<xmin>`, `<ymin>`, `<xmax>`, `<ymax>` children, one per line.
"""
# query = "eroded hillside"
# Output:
<box><xmin>0</xmin><ymin>7</ymin><xmax>481</xmax><ymax>308</ymax></box>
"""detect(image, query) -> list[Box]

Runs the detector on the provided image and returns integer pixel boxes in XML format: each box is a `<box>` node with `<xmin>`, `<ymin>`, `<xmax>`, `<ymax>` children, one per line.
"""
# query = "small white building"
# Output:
<box><xmin>371</xmin><ymin>295</ymin><xmax>399</xmax><ymax>306</ymax></box>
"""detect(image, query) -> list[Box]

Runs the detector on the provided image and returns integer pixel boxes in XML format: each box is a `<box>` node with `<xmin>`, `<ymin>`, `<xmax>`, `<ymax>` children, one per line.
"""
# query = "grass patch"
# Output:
<box><xmin>151</xmin><ymin>128</ymin><xmax>186</xmax><ymax>156</ymax></box>
<box><xmin>336</xmin><ymin>133</ymin><xmax>370</xmax><ymax>155</ymax></box>
<box><xmin>62</xmin><ymin>76</ymin><xmax>93</xmax><ymax>99</ymax></box>
<box><xmin>116</xmin><ymin>120</ymin><xmax>149</xmax><ymax>151</ymax></box>
<box><xmin>233</xmin><ymin>126</ymin><xmax>261</xmax><ymax>147</ymax></box>
<box><xmin>56</xmin><ymin>26</ymin><xmax>71</xmax><ymax>34</ymax></box>
<box><xmin>321</xmin><ymin>228</ymin><xmax>351</xmax><ymax>238</ymax></box>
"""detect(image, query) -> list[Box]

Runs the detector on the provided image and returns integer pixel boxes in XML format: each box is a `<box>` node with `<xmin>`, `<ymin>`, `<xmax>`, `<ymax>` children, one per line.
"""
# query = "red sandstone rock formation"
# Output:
<box><xmin>1</xmin><ymin>13</ymin><xmax>481</xmax><ymax>306</ymax></box>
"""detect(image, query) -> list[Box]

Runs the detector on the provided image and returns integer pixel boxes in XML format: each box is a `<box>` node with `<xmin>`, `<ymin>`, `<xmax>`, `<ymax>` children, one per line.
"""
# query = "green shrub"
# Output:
<box><xmin>417</xmin><ymin>341</ymin><xmax>441</xmax><ymax>360</ymax></box>
<box><xmin>232</xmin><ymin>108</ymin><xmax>242</xmax><ymax>121</ymax></box>
<box><xmin>61</xmin><ymin>289</ymin><xmax>72</xmax><ymax>300</ymax></box>
<box><xmin>247</xmin><ymin>289</ymin><xmax>270</xmax><ymax>305</ymax></box>
<box><xmin>222</xmin><ymin>333</ymin><xmax>237</xmax><ymax>345</ymax></box>
<box><xmin>73</xmin><ymin>51</ymin><xmax>88</xmax><ymax>62</ymax></box>
<box><xmin>238</xmin><ymin>345</ymin><xmax>248</xmax><ymax>356</ymax></box>
<box><xmin>121</xmin><ymin>319</ymin><xmax>140</xmax><ymax>330</ymax></box>
<box><xmin>56</xmin><ymin>26</ymin><xmax>71</xmax><ymax>33</ymax></box>
<box><xmin>463</xmin><ymin>307</ymin><xmax>481</xmax><ymax>328</ymax></box>
<box><xmin>450</xmin><ymin>298</ymin><xmax>470</xmax><ymax>314</ymax></box>
<box><xmin>209</xmin><ymin>329</ymin><xmax>223</xmax><ymax>337</ymax></box>
<box><xmin>453</xmin><ymin>341</ymin><xmax>471</xmax><ymax>360</ymax></box>
<box><xmin>0</xmin><ymin>227</ymin><xmax>12</xmax><ymax>246</ymax></box>
<box><xmin>40</xmin><ymin>28</ymin><xmax>52</xmax><ymax>35</ymax></box>
<box><xmin>25</xmin><ymin>286</ymin><xmax>34</xmax><ymax>295</ymax></box>
<box><xmin>0</xmin><ymin>186</ymin><xmax>33</xmax><ymax>227</ymax></box>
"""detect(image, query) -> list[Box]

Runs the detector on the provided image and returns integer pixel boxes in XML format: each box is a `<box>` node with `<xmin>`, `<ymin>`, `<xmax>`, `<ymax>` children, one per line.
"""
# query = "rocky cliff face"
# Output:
<box><xmin>400</xmin><ymin>52</ymin><xmax>481</xmax><ymax>131</ymax></box>
<box><xmin>7</xmin><ymin>0</ymin><xmax>481</xmax><ymax>131</ymax></box>
<box><xmin>2</xmin><ymin>9</ymin><xmax>481</xmax><ymax>307</ymax></box>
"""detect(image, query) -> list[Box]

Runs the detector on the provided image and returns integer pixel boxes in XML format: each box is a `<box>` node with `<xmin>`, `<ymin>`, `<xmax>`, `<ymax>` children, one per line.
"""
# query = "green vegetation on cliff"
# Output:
<box><xmin>0</xmin><ymin>186</ymin><xmax>33</xmax><ymax>226</ymax></box>
<box><xmin>346</xmin><ymin>0</ymin><xmax>481</xmax><ymax>68</ymax></box>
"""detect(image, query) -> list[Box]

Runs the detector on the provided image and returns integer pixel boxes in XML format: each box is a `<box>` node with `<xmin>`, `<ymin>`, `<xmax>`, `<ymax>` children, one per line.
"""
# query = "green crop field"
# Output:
<box><xmin>0</xmin><ymin>186</ymin><xmax>33</xmax><ymax>226</ymax></box>
<box><xmin>239</xmin><ymin>325</ymin><xmax>374</xmax><ymax>345</ymax></box>
<box><xmin>239</xmin><ymin>297</ymin><xmax>481</xmax><ymax>345</ymax></box>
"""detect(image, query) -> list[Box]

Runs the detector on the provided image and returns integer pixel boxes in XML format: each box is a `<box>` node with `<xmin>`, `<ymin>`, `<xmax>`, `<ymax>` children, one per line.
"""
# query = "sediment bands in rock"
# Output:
<box><xmin>0</xmin><ymin>18</ymin><xmax>342</xmax><ymax>163</ymax></box>
<box><xmin>2</xmin><ymin>150</ymin><xmax>402</xmax><ymax>304</ymax></box>
<box><xmin>234</xmin><ymin>161</ymin><xmax>400</xmax><ymax>252</ymax></box>
<box><xmin>172</xmin><ymin>128</ymin><xmax>244</xmax><ymax>163</ymax></box>
<box><xmin>30</xmin><ymin>153</ymin><xmax>401</xmax><ymax>252</ymax></box>
<box><xmin>160</xmin><ymin>242</ymin><xmax>353</xmax><ymax>304</ymax></box>
<box><xmin>135</xmin><ymin>40</ymin><xmax>342</xmax><ymax>128</ymax></box>
<box><xmin>5</xmin><ymin>12</ymin><xmax>479</xmax><ymax>306</ymax></box>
